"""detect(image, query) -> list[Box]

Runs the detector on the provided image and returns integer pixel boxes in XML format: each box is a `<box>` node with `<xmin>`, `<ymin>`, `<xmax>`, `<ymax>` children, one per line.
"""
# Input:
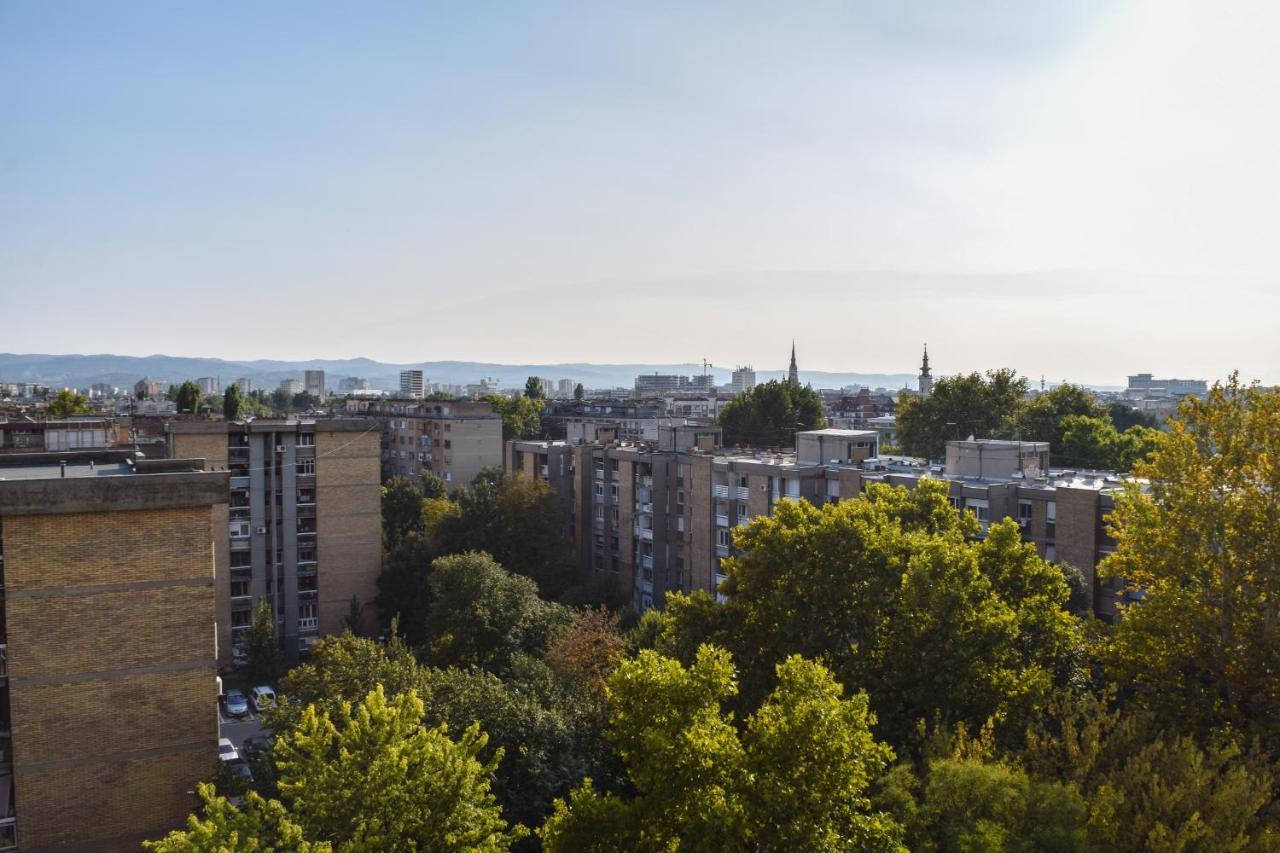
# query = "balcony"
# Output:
<box><xmin>637</xmin><ymin>502</ymin><xmax>653</xmax><ymax>515</ymax></box>
<box><xmin>298</xmin><ymin>617</ymin><xmax>319</xmax><ymax>631</ymax></box>
<box><xmin>230</xmin><ymin>476</ymin><xmax>250</xmax><ymax>490</ymax></box>
<box><xmin>641</xmin><ymin>554</ymin><xmax>654</xmax><ymax>570</ymax></box>
<box><xmin>634</xmin><ymin>526</ymin><xmax>654</xmax><ymax>541</ymax></box>
<box><xmin>737</xmin><ymin>514</ymin><xmax>750</xmax><ymax>527</ymax></box>
<box><xmin>539</xmin><ymin>465</ymin><xmax>549</xmax><ymax>478</ymax></box>
<box><xmin>735</xmin><ymin>486</ymin><xmax>750</xmax><ymax>501</ymax></box>
<box><xmin>712</xmin><ymin>484</ymin><xmax>730</xmax><ymax>499</ymax></box>
<box><xmin>715</xmin><ymin>543</ymin><xmax>729</xmax><ymax>557</ymax></box>
<box><xmin>715</xmin><ymin>514</ymin><xmax>730</xmax><ymax>527</ymax></box>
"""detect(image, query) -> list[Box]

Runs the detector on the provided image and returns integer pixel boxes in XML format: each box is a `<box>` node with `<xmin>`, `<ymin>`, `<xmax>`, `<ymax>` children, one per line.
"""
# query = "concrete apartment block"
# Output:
<box><xmin>314</xmin><ymin>425</ymin><xmax>381</xmax><ymax>636</ymax></box>
<box><xmin>0</xmin><ymin>453</ymin><xmax>227</xmax><ymax>851</ymax></box>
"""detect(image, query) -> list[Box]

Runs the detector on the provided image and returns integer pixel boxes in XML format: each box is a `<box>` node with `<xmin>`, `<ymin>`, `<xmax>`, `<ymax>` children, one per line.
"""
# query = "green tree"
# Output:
<box><xmin>47</xmin><ymin>388</ymin><xmax>91</xmax><ymax>416</ymax></box>
<box><xmin>381</xmin><ymin>476</ymin><xmax>426</xmax><ymax>548</ymax></box>
<box><xmin>1108</xmin><ymin>401</ymin><xmax>1160</xmax><ymax>432</ymax></box>
<box><xmin>482</xmin><ymin>394</ymin><xmax>544</xmax><ymax>441</ymax></box>
<box><xmin>175</xmin><ymin>380</ymin><xmax>202</xmax><ymax>413</ymax></box>
<box><xmin>1013</xmin><ymin>383</ymin><xmax>1108</xmax><ymax>454</ymax></box>
<box><xmin>540</xmin><ymin>646</ymin><xmax>904</xmax><ymax>852</ymax></box>
<box><xmin>1102</xmin><ymin>377</ymin><xmax>1280</xmax><ymax>748</ymax></box>
<box><xmin>270</xmin><ymin>388</ymin><xmax>291</xmax><ymax>412</ymax></box>
<box><xmin>223</xmin><ymin>383</ymin><xmax>245</xmax><ymax>421</ymax></box>
<box><xmin>274</xmin><ymin>686</ymin><xmax>525</xmax><ymax>851</ymax></box>
<box><xmin>291</xmin><ymin>391</ymin><xmax>319</xmax><ymax>410</ymax></box>
<box><xmin>574</xmin><ymin>382</ymin><xmax>585</xmax><ymax>401</ymax></box>
<box><xmin>525</xmin><ymin>376</ymin><xmax>546</xmax><ymax>399</ymax></box>
<box><xmin>1057</xmin><ymin>415</ymin><xmax>1118</xmax><ymax>469</ymax></box>
<box><xmin>243</xmin><ymin>598</ymin><xmax>282</xmax><ymax>684</ymax></box>
<box><xmin>717</xmin><ymin>379</ymin><xmax>824</xmax><ymax>448</ymax></box>
<box><xmin>145</xmin><ymin>783</ymin><xmax>328</xmax><ymax>852</ymax></box>
<box><xmin>423</xmin><ymin>552</ymin><xmax>571</xmax><ymax>674</ymax></box>
<box><xmin>895</xmin><ymin>369</ymin><xmax>1028</xmax><ymax>459</ymax></box>
<box><xmin>662</xmin><ymin>480</ymin><xmax>1082</xmax><ymax>749</ymax></box>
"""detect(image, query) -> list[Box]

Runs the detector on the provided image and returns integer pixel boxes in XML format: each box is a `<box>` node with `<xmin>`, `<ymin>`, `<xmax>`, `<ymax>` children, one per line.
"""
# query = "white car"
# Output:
<box><xmin>218</xmin><ymin>738</ymin><xmax>239</xmax><ymax>763</ymax></box>
<box><xmin>250</xmin><ymin>686</ymin><xmax>277</xmax><ymax>712</ymax></box>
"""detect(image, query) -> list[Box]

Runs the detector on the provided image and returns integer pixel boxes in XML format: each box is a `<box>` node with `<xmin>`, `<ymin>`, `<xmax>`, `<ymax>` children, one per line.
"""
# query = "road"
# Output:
<box><xmin>218</xmin><ymin>704</ymin><xmax>269</xmax><ymax>757</ymax></box>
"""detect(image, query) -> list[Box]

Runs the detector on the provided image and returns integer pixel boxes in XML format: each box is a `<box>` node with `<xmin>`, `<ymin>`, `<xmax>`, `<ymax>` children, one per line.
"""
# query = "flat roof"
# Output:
<box><xmin>0</xmin><ymin>460</ymin><xmax>136</xmax><ymax>481</ymax></box>
<box><xmin>799</xmin><ymin>428</ymin><xmax>879</xmax><ymax>438</ymax></box>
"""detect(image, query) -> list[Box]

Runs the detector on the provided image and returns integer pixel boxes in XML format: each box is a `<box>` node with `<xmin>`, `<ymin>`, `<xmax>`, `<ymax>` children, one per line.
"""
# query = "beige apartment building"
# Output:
<box><xmin>508</xmin><ymin>430</ymin><xmax>1129</xmax><ymax>620</ymax></box>
<box><xmin>168</xmin><ymin>419</ymin><xmax>381</xmax><ymax>665</ymax></box>
<box><xmin>0</xmin><ymin>449</ymin><xmax>227</xmax><ymax>851</ymax></box>
<box><xmin>380</xmin><ymin>400</ymin><xmax>502</xmax><ymax>488</ymax></box>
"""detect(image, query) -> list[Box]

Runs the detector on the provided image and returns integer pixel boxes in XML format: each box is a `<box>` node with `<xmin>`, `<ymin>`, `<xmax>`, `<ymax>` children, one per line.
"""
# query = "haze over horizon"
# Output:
<box><xmin>5</xmin><ymin>2</ymin><xmax>1278</xmax><ymax>384</ymax></box>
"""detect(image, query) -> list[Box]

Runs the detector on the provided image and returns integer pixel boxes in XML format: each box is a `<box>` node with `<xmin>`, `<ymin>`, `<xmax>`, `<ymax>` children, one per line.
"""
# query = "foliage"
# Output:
<box><xmin>574</xmin><ymin>382</ymin><xmax>584</xmax><ymax>400</ymax></box>
<box><xmin>717</xmin><ymin>379</ymin><xmax>824</xmax><ymax>448</ymax></box>
<box><xmin>243</xmin><ymin>598</ymin><xmax>282</xmax><ymax>684</ymax></box>
<box><xmin>422</xmin><ymin>552</ymin><xmax>572</xmax><ymax>674</ymax></box>
<box><xmin>223</xmin><ymin>383</ymin><xmax>245</xmax><ymax>421</ymax></box>
<box><xmin>482</xmin><ymin>394</ymin><xmax>544</xmax><ymax>441</ymax></box>
<box><xmin>1013</xmin><ymin>383</ymin><xmax>1108</xmax><ymax>452</ymax></box>
<box><xmin>895</xmin><ymin>369</ymin><xmax>1028</xmax><ymax>458</ymax></box>
<box><xmin>381</xmin><ymin>476</ymin><xmax>427</xmax><ymax>548</ymax></box>
<box><xmin>175</xmin><ymin>380</ymin><xmax>202</xmax><ymax>413</ymax></box>
<box><xmin>1101</xmin><ymin>376</ymin><xmax>1280</xmax><ymax>750</ymax></box>
<box><xmin>540</xmin><ymin>645</ymin><xmax>904</xmax><ymax>852</ymax></box>
<box><xmin>375</xmin><ymin>530</ymin><xmax>436</xmax><ymax>644</ymax></box>
<box><xmin>1057</xmin><ymin>415</ymin><xmax>1163</xmax><ymax>472</ymax></box>
<box><xmin>545</xmin><ymin>606</ymin><xmax>629</xmax><ymax>701</ymax></box>
<box><xmin>661</xmin><ymin>480</ymin><xmax>1082</xmax><ymax>750</ymax></box>
<box><xmin>47</xmin><ymin>388</ymin><xmax>91</xmax><ymax>416</ymax></box>
<box><xmin>1108</xmin><ymin>401</ymin><xmax>1161</xmax><ymax>432</ymax></box>
<box><xmin>145</xmin><ymin>783</ymin><xmax>327</xmax><ymax>852</ymax></box>
<box><xmin>271</xmin><ymin>685</ymin><xmax>525</xmax><ymax>851</ymax></box>
<box><xmin>524</xmin><ymin>375</ymin><xmax>545</xmax><ymax>399</ymax></box>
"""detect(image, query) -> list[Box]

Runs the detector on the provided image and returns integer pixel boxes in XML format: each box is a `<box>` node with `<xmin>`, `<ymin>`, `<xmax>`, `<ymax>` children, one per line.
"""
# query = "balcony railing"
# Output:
<box><xmin>230</xmin><ymin>476</ymin><xmax>250</xmax><ymax>490</ymax></box>
<box><xmin>715</xmin><ymin>514</ymin><xmax>730</xmax><ymax>527</ymax></box>
<box><xmin>735</xmin><ymin>486</ymin><xmax>750</xmax><ymax>501</ymax></box>
<box><xmin>641</xmin><ymin>555</ymin><xmax>654</xmax><ymax>569</ymax></box>
<box><xmin>715</xmin><ymin>544</ymin><xmax>729</xmax><ymax>557</ymax></box>
<box><xmin>633</xmin><ymin>526</ymin><xmax>654</xmax><ymax>541</ymax></box>
<box><xmin>298</xmin><ymin>617</ymin><xmax>319</xmax><ymax>631</ymax></box>
<box><xmin>712</xmin><ymin>484</ymin><xmax>730</xmax><ymax>499</ymax></box>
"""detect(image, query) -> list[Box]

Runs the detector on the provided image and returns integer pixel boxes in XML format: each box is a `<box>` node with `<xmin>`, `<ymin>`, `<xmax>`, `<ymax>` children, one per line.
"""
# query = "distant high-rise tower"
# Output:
<box><xmin>918</xmin><ymin>344</ymin><xmax>933</xmax><ymax>397</ymax></box>
<box><xmin>788</xmin><ymin>341</ymin><xmax>799</xmax><ymax>387</ymax></box>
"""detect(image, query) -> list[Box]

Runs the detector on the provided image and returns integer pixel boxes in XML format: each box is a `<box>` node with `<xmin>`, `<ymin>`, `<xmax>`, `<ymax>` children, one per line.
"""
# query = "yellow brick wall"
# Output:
<box><xmin>315</xmin><ymin>429</ymin><xmax>381</xmax><ymax>635</ymax></box>
<box><xmin>168</xmin><ymin>432</ymin><xmax>229</xmax><ymax>470</ymax></box>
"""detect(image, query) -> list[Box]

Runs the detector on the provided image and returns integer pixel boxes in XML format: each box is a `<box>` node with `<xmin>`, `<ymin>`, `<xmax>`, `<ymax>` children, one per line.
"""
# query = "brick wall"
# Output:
<box><xmin>315</xmin><ymin>429</ymin><xmax>381</xmax><ymax>636</ymax></box>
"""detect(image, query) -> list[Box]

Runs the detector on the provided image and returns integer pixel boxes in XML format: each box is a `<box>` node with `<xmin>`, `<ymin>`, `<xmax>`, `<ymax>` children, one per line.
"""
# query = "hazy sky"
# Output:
<box><xmin>3</xmin><ymin>1</ymin><xmax>1278</xmax><ymax>385</ymax></box>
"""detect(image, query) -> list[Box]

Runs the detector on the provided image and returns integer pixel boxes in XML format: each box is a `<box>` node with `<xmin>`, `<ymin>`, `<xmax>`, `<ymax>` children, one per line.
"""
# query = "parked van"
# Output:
<box><xmin>250</xmin><ymin>686</ymin><xmax>277</xmax><ymax>712</ymax></box>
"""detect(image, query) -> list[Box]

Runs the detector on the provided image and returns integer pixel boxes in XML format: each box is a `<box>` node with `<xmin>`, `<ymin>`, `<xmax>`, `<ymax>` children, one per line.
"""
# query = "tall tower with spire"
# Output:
<box><xmin>918</xmin><ymin>344</ymin><xmax>933</xmax><ymax>397</ymax></box>
<box><xmin>787</xmin><ymin>341</ymin><xmax>799</xmax><ymax>387</ymax></box>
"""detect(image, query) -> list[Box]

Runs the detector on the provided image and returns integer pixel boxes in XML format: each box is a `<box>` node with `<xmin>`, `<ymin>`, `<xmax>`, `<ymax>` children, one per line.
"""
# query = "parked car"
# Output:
<box><xmin>250</xmin><ymin>686</ymin><xmax>277</xmax><ymax>712</ymax></box>
<box><xmin>242</xmin><ymin>736</ymin><xmax>272</xmax><ymax>759</ymax></box>
<box><xmin>226</xmin><ymin>759</ymin><xmax>254</xmax><ymax>783</ymax></box>
<box><xmin>223</xmin><ymin>688</ymin><xmax>250</xmax><ymax>718</ymax></box>
<box><xmin>218</xmin><ymin>738</ymin><xmax>239</xmax><ymax>763</ymax></box>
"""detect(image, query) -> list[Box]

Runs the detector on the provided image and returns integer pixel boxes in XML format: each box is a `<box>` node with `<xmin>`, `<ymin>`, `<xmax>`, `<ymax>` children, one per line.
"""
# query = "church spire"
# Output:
<box><xmin>918</xmin><ymin>344</ymin><xmax>933</xmax><ymax>397</ymax></box>
<box><xmin>788</xmin><ymin>340</ymin><xmax>799</xmax><ymax>386</ymax></box>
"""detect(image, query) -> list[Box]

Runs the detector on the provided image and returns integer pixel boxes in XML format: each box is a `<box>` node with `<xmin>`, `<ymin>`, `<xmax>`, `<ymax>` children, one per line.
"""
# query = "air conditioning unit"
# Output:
<box><xmin>256</xmin><ymin>527</ymin><xmax>268</xmax><ymax>535</ymax></box>
<box><xmin>276</xmin><ymin>444</ymin><xmax>286</xmax><ymax>453</ymax></box>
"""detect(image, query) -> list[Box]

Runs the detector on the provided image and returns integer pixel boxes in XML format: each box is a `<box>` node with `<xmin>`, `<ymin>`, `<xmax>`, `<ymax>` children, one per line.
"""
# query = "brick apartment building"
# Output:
<box><xmin>340</xmin><ymin>398</ymin><xmax>502</xmax><ymax>488</ymax></box>
<box><xmin>0</xmin><ymin>449</ymin><xmax>227</xmax><ymax>851</ymax></box>
<box><xmin>508</xmin><ymin>430</ymin><xmax>1129</xmax><ymax>620</ymax></box>
<box><xmin>167</xmin><ymin>419</ymin><xmax>381</xmax><ymax>666</ymax></box>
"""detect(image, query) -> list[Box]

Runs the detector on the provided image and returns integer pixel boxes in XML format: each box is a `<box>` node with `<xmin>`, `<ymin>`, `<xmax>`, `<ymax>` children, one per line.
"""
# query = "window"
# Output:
<box><xmin>443</xmin><ymin>440</ymin><xmax>451</xmax><ymax>449</ymax></box>
<box><xmin>299</xmin><ymin>602</ymin><xmax>318</xmax><ymax>629</ymax></box>
<box><xmin>231</xmin><ymin>609</ymin><xmax>252</xmax><ymax>629</ymax></box>
<box><xmin>297</xmin><ymin>433</ymin><xmax>315</xmax><ymax>447</ymax></box>
<box><xmin>297</xmin><ymin>459</ymin><xmax>315</xmax><ymax>476</ymax></box>
<box><xmin>230</xmin><ymin>579</ymin><xmax>250</xmax><ymax>598</ymax></box>
<box><xmin>717</xmin><ymin>529</ymin><xmax>731</xmax><ymax>547</ymax></box>
<box><xmin>594</xmin><ymin>482</ymin><xmax>604</xmax><ymax>497</ymax></box>
<box><xmin>230</xmin><ymin>552</ymin><xmax>252</xmax><ymax>568</ymax></box>
<box><xmin>230</xmin><ymin>521</ymin><xmax>251</xmax><ymax>539</ymax></box>
<box><xmin>965</xmin><ymin>498</ymin><xmax>990</xmax><ymax>523</ymax></box>
<box><xmin>298</xmin><ymin>575</ymin><xmax>317</xmax><ymax>592</ymax></box>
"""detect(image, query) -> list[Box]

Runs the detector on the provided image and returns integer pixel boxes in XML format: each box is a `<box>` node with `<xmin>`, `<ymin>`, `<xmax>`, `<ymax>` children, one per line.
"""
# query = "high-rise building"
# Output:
<box><xmin>279</xmin><ymin>378</ymin><xmax>304</xmax><ymax>395</ymax></box>
<box><xmin>304</xmin><ymin>370</ymin><xmax>326</xmax><ymax>399</ymax></box>
<box><xmin>918</xmin><ymin>345</ymin><xmax>933</xmax><ymax>397</ymax></box>
<box><xmin>731</xmin><ymin>366</ymin><xmax>756</xmax><ymax>395</ymax></box>
<box><xmin>399</xmin><ymin>370</ymin><xmax>425</xmax><ymax>399</ymax></box>
<box><xmin>788</xmin><ymin>342</ymin><xmax>799</xmax><ymax>386</ymax></box>
<box><xmin>339</xmin><ymin>377</ymin><xmax>370</xmax><ymax>392</ymax></box>
<box><xmin>168</xmin><ymin>419</ymin><xmax>382</xmax><ymax>665</ymax></box>
<box><xmin>557</xmin><ymin>379</ymin><xmax>577</xmax><ymax>398</ymax></box>
<box><xmin>634</xmin><ymin>374</ymin><xmax>686</xmax><ymax>394</ymax></box>
<box><xmin>0</xmin><ymin>449</ymin><xmax>228</xmax><ymax>850</ymax></box>
<box><xmin>133</xmin><ymin>377</ymin><xmax>165</xmax><ymax>399</ymax></box>
<box><xmin>235</xmin><ymin>377</ymin><xmax>254</xmax><ymax>394</ymax></box>
<box><xmin>380</xmin><ymin>400</ymin><xmax>503</xmax><ymax>487</ymax></box>
<box><xmin>196</xmin><ymin>377</ymin><xmax>221</xmax><ymax>395</ymax></box>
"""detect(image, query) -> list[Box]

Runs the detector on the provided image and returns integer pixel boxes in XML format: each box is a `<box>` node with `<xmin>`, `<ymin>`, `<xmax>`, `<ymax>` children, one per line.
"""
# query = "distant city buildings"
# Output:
<box><xmin>196</xmin><ymin>376</ymin><xmax>221</xmax><ymax>395</ymax></box>
<box><xmin>1125</xmin><ymin>373</ymin><xmax>1207</xmax><ymax>399</ymax></box>
<box><xmin>788</xmin><ymin>342</ymin><xmax>799</xmax><ymax>386</ymax></box>
<box><xmin>304</xmin><ymin>370</ymin><xmax>326</xmax><ymax>399</ymax></box>
<box><xmin>339</xmin><ymin>376</ymin><xmax>370</xmax><ymax>392</ymax></box>
<box><xmin>134</xmin><ymin>377</ymin><xmax>165</xmax><ymax>398</ymax></box>
<box><xmin>918</xmin><ymin>345</ymin><xmax>933</xmax><ymax>397</ymax></box>
<box><xmin>557</xmin><ymin>378</ymin><xmax>577</xmax><ymax>398</ymax></box>
<box><xmin>235</xmin><ymin>377</ymin><xmax>254</xmax><ymax>393</ymax></box>
<box><xmin>279</xmin><ymin>378</ymin><xmax>304</xmax><ymax>395</ymax></box>
<box><xmin>399</xmin><ymin>370</ymin><xmax>425</xmax><ymax>399</ymax></box>
<box><xmin>731</xmin><ymin>366</ymin><xmax>756</xmax><ymax>395</ymax></box>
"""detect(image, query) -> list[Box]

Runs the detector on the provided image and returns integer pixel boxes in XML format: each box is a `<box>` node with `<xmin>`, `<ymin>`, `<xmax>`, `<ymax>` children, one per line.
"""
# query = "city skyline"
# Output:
<box><xmin>5</xmin><ymin>2</ymin><xmax>1279</xmax><ymax>380</ymax></box>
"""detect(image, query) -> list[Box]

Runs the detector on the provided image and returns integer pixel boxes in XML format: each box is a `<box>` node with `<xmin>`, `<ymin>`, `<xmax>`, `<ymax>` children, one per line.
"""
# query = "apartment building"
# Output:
<box><xmin>0</xmin><ymin>418</ymin><xmax>120</xmax><ymax>453</ymax></box>
<box><xmin>168</xmin><ymin>419</ymin><xmax>381</xmax><ymax>665</ymax></box>
<box><xmin>0</xmin><ymin>449</ymin><xmax>227</xmax><ymax>851</ymax></box>
<box><xmin>304</xmin><ymin>370</ymin><xmax>326</xmax><ymax>399</ymax></box>
<box><xmin>279</xmin><ymin>379</ymin><xmax>303</xmax><ymax>395</ymax></box>
<box><xmin>731</xmin><ymin>366</ymin><xmax>756</xmax><ymax>395</ymax></box>
<box><xmin>399</xmin><ymin>370</ymin><xmax>425</xmax><ymax>398</ymax></box>
<box><xmin>196</xmin><ymin>377</ymin><xmax>220</xmax><ymax>395</ymax></box>
<box><xmin>381</xmin><ymin>401</ymin><xmax>502</xmax><ymax>487</ymax></box>
<box><xmin>508</xmin><ymin>430</ymin><xmax>1128</xmax><ymax>620</ymax></box>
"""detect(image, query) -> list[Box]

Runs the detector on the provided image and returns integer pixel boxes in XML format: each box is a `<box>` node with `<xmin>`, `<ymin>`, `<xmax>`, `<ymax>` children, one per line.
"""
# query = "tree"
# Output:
<box><xmin>661</xmin><ymin>480</ymin><xmax>1082</xmax><ymax>749</ymax></box>
<box><xmin>381</xmin><ymin>476</ymin><xmax>426</xmax><ymax>548</ymax></box>
<box><xmin>1108</xmin><ymin>401</ymin><xmax>1160</xmax><ymax>432</ymax></box>
<box><xmin>223</xmin><ymin>383</ymin><xmax>245</xmax><ymax>421</ymax></box>
<box><xmin>145</xmin><ymin>783</ymin><xmax>327</xmax><ymax>852</ymax></box>
<box><xmin>243</xmin><ymin>598</ymin><xmax>282</xmax><ymax>684</ymax></box>
<box><xmin>175</xmin><ymin>380</ymin><xmax>202</xmax><ymax>413</ymax></box>
<box><xmin>46</xmin><ymin>389</ymin><xmax>91</xmax><ymax>416</ymax></box>
<box><xmin>1013</xmin><ymin>383</ymin><xmax>1108</xmax><ymax>455</ymax></box>
<box><xmin>895</xmin><ymin>369</ymin><xmax>1028</xmax><ymax>459</ymax></box>
<box><xmin>271</xmin><ymin>388</ymin><xmax>291</xmax><ymax>413</ymax></box>
<box><xmin>482</xmin><ymin>394</ymin><xmax>544</xmax><ymax>441</ymax></box>
<box><xmin>545</xmin><ymin>606</ymin><xmax>629</xmax><ymax>701</ymax></box>
<box><xmin>574</xmin><ymin>382</ymin><xmax>585</xmax><ymax>401</ymax></box>
<box><xmin>525</xmin><ymin>376</ymin><xmax>546</xmax><ymax>399</ymax></box>
<box><xmin>422</xmin><ymin>552</ymin><xmax>572</xmax><ymax>674</ymax></box>
<box><xmin>1101</xmin><ymin>377</ymin><xmax>1280</xmax><ymax>748</ymax></box>
<box><xmin>291</xmin><ymin>391</ymin><xmax>318</xmax><ymax>411</ymax></box>
<box><xmin>274</xmin><ymin>686</ymin><xmax>525</xmax><ymax>851</ymax></box>
<box><xmin>717</xmin><ymin>379</ymin><xmax>824</xmax><ymax>448</ymax></box>
<box><xmin>540</xmin><ymin>646</ymin><xmax>904</xmax><ymax>852</ymax></box>
<box><xmin>1057</xmin><ymin>415</ymin><xmax>1118</xmax><ymax>469</ymax></box>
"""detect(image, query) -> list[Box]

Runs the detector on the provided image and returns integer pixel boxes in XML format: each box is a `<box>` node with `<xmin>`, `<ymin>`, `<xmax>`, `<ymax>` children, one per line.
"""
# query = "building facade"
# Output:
<box><xmin>918</xmin><ymin>345</ymin><xmax>933</xmax><ymax>397</ymax></box>
<box><xmin>399</xmin><ymin>370</ymin><xmax>425</xmax><ymax>399</ymax></box>
<box><xmin>731</xmin><ymin>366</ymin><xmax>756</xmax><ymax>395</ymax></box>
<box><xmin>304</xmin><ymin>370</ymin><xmax>326</xmax><ymax>399</ymax></box>
<box><xmin>168</xmin><ymin>419</ymin><xmax>382</xmax><ymax>665</ymax></box>
<box><xmin>507</xmin><ymin>431</ymin><xmax>1128</xmax><ymax>621</ymax></box>
<box><xmin>0</xmin><ymin>449</ymin><xmax>227</xmax><ymax>851</ymax></box>
<box><xmin>381</xmin><ymin>401</ymin><xmax>503</xmax><ymax>487</ymax></box>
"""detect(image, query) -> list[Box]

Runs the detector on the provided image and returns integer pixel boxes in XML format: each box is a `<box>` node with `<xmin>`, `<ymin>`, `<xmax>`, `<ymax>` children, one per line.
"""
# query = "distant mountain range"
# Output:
<box><xmin>0</xmin><ymin>353</ymin><xmax>919</xmax><ymax>393</ymax></box>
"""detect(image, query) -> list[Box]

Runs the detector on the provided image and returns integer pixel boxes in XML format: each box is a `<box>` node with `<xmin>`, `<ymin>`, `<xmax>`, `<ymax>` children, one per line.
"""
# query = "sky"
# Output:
<box><xmin>3</xmin><ymin>1</ymin><xmax>1278</xmax><ymax>386</ymax></box>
